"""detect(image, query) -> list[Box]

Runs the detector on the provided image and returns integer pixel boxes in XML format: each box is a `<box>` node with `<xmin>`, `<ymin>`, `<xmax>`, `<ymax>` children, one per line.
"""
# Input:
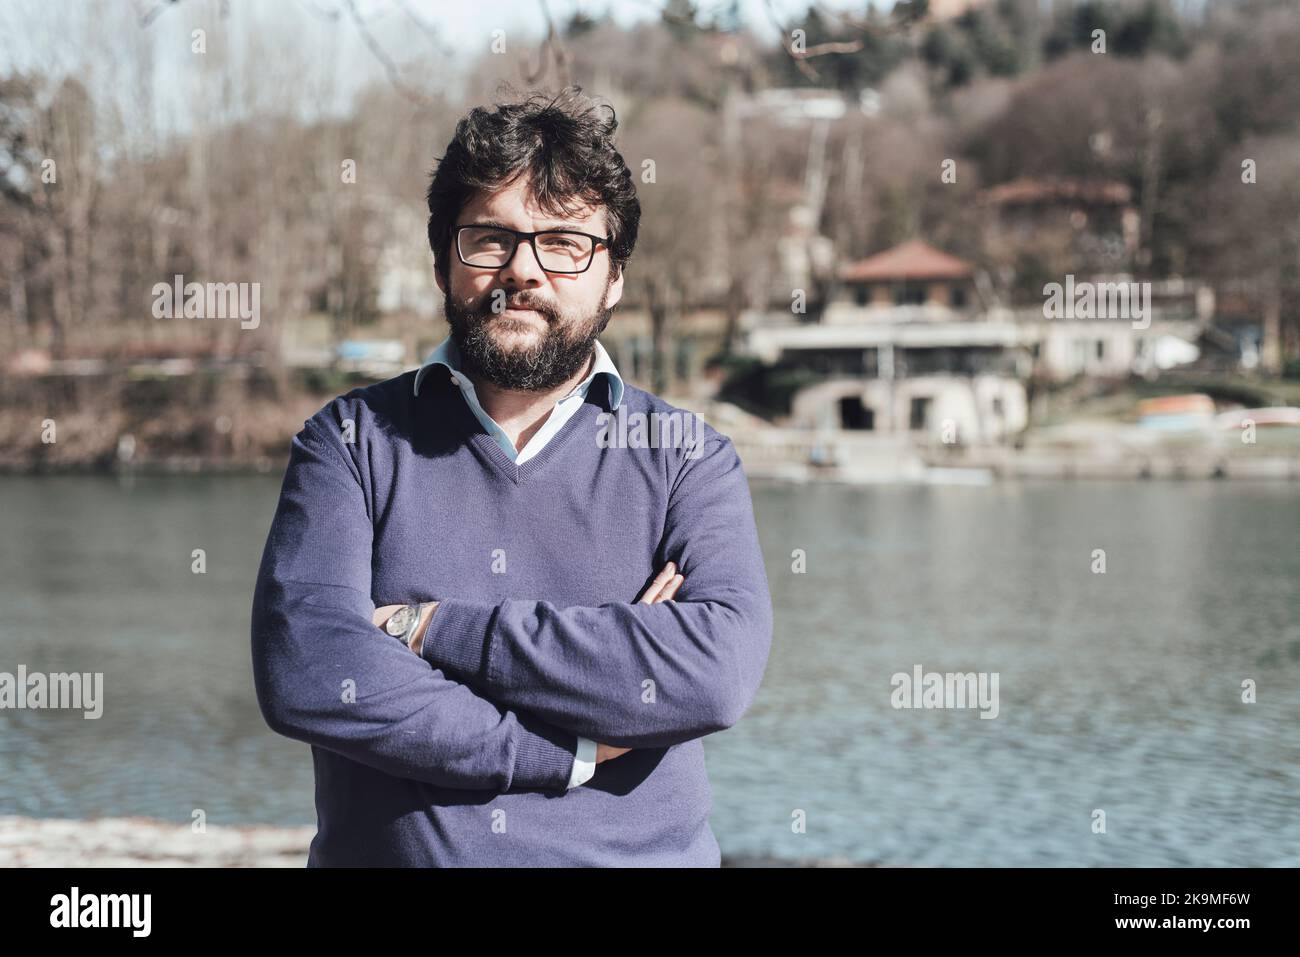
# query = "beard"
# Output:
<box><xmin>443</xmin><ymin>283</ymin><xmax>614</xmax><ymax>392</ymax></box>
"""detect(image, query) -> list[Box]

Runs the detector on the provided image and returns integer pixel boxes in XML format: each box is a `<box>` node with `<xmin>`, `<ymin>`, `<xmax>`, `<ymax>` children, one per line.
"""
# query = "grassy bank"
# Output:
<box><xmin>0</xmin><ymin>369</ymin><xmax>342</xmax><ymax>473</ymax></box>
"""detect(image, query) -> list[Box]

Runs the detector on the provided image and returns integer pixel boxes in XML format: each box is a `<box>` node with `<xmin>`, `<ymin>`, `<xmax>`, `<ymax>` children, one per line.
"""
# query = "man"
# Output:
<box><xmin>250</xmin><ymin>87</ymin><xmax>773</xmax><ymax>866</ymax></box>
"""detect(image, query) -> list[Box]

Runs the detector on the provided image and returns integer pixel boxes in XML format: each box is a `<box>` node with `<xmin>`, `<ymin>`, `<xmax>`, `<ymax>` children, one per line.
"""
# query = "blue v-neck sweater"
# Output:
<box><xmin>250</xmin><ymin>367</ymin><xmax>773</xmax><ymax>866</ymax></box>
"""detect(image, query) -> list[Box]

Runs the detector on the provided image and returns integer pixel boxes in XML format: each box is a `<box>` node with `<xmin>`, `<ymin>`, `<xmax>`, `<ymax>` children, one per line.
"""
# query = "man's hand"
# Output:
<box><xmin>597</xmin><ymin>561</ymin><xmax>684</xmax><ymax>763</ymax></box>
<box><xmin>373</xmin><ymin>604</ymin><xmax>403</xmax><ymax>629</ymax></box>
<box><xmin>373</xmin><ymin>561</ymin><xmax>684</xmax><ymax>765</ymax></box>
<box><xmin>637</xmin><ymin>560</ymin><xmax>684</xmax><ymax>605</ymax></box>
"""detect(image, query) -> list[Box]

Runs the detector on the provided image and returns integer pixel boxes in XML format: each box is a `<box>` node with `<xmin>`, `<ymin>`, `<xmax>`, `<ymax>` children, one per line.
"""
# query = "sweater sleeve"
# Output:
<box><xmin>250</xmin><ymin>412</ymin><xmax>577</xmax><ymax>792</ymax></box>
<box><xmin>419</xmin><ymin>433</ymin><xmax>774</xmax><ymax>750</ymax></box>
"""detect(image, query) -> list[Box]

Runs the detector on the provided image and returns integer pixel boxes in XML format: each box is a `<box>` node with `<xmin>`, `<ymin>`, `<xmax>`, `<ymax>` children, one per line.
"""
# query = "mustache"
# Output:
<box><xmin>470</xmin><ymin>292</ymin><xmax>553</xmax><ymax>317</ymax></box>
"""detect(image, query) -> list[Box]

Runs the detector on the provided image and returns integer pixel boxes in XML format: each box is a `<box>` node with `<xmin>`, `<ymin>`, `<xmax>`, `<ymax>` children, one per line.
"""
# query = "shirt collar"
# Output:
<box><xmin>413</xmin><ymin>334</ymin><xmax>624</xmax><ymax>410</ymax></box>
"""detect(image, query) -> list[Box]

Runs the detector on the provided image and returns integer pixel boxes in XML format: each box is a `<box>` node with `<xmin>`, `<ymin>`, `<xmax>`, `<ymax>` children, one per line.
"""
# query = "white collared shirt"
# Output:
<box><xmin>412</xmin><ymin>335</ymin><xmax>625</xmax><ymax>788</ymax></box>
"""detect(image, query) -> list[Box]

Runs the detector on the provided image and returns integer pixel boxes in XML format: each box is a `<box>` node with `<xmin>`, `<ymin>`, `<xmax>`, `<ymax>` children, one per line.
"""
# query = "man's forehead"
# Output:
<box><xmin>463</xmin><ymin>182</ymin><xmax>605</xmax><ymax>231</ymax></box>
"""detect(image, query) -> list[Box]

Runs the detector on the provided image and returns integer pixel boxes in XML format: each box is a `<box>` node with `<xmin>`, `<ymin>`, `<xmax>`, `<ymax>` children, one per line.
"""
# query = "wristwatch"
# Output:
<box><xmin>384</xmin><ymin>603</ymin><xmax>429</xmax><ymax>649</ymax></box>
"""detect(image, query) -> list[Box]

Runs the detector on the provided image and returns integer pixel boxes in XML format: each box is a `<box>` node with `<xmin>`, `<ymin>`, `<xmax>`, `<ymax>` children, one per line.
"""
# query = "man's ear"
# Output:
<box><xmin>606</xmin><ymin>263</ymin><xmax>624</xmax><ymax>310</ymax></box>
<box><xmin>433</xmin><ymin>262</ymin><xmax>447</xmax><ymax>296</ymax></box>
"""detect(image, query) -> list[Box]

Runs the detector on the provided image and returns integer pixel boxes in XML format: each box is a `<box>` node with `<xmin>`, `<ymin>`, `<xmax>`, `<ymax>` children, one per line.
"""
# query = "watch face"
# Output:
<box><xmin>385</xmin><ymin>606</ymin><xmax>415</xmax><ymax>637</ymax></box>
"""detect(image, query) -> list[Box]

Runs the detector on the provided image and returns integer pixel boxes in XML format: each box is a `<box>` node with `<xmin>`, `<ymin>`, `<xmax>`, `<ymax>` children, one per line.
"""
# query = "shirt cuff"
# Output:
<box><xmin>419</xmin><ymin>598</ymin><xmax>500</xmax><ymax>680</ymax></box>
<box><xmin>567</xmin><ymin>736</ymin><xmax>597</xmax><ymax>789</ymax></box>
<box><xmin>511</xmin><ymin>713</ymin><xmax>582</xmax><ymax>792</ymax></box>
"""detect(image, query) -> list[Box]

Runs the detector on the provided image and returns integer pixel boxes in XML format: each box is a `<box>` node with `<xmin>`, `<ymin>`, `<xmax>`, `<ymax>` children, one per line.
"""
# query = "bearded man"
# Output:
<box><xmin>251</xmin><ymin>86</ymin><xmax>773</xmax><ymax>867</ymax></box>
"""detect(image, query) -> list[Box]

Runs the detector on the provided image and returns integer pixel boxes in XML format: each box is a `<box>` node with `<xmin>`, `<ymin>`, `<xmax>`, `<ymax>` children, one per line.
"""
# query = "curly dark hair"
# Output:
<box><xmin>426</xmin><ymin>86</ymin><xmax>641</xmax><ymax>283</ymax></box>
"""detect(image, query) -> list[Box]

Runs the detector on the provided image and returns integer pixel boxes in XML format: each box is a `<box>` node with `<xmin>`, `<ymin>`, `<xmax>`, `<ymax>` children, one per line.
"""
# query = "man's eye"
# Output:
<box><xmin>540</xmin><ymin>236</ymin><xmax>578</xmax><ymax>249</ymax></box>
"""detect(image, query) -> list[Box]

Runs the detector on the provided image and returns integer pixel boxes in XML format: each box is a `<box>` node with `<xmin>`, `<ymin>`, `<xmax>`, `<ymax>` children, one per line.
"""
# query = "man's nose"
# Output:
<box><xmin>499</xmin><ymin>238</ymin><xmax>546</xmax><ymax>286</ymax></box>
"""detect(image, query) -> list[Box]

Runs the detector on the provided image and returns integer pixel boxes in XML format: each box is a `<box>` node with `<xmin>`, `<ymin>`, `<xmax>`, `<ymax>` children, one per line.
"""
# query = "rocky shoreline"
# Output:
<box><xmin>0</xmin><ymin>816</ymin><xmax>873</xmax><ymax>867</ymax></box>
<box><xmin>0</xmin><ymin>816</ymin><xmax>314</xmax><ymax>868</ymax></box>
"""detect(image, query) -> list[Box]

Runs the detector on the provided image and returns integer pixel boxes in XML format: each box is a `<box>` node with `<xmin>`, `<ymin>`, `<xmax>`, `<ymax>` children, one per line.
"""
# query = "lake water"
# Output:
<box><xmin>1</xmin><ymin>475</ymin><xmax>1297</xmax><ymax>866</ymax></box>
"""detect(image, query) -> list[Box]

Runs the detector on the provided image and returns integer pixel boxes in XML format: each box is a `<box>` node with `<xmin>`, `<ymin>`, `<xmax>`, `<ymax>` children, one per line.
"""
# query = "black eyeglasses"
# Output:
<box><xmin>453</xmin><ymin>224</ymin><xmax>610</xmax><ymax>275</ymax></box>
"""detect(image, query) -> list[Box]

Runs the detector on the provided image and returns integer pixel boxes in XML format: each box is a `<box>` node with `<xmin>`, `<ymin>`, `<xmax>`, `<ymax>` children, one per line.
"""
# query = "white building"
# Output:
<box><xmin>743</xmin><ymin>240</ymin><xmax>1029</xmax><ymax>444</ymax></box>
<box><xmin>740</xmin><ymin>241</ymin><xmax>1210</xmax><ymax>444</ymax></box>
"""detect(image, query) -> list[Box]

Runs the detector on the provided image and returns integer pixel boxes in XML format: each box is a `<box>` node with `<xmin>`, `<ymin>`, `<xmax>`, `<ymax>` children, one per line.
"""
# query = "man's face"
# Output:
<box><xmin>434</xmin><ymin>174</ymin><xmax>624</xmax><ymax>392</ymax></box>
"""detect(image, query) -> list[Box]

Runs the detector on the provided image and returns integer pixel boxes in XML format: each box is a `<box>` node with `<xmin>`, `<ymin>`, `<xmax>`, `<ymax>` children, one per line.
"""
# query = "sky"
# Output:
<box><xmin>0</xmin><ymin>0</ymin><xmax>883</xmax><ymax>76</ymax></box>
<box><xmin>0</xmin><ymin>0</ymin><xmax>886</xmax><ymax>135</ymax></box>
<box><xmin>421</xmin><ymin>0</ymin><xmax>879</xmax><ymax>47</ymax></box>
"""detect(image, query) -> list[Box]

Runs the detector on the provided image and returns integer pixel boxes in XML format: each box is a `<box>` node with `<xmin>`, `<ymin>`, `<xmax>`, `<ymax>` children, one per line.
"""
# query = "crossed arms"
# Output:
<box><xmin>249</xmin><ymin>412</ymin><xmax>773</xmax><ymax>793</ymax></box>
<box><xmin>372</xmin><ymin>561</ymin><xmax>685</xmax><ymax>766</ymax></box>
